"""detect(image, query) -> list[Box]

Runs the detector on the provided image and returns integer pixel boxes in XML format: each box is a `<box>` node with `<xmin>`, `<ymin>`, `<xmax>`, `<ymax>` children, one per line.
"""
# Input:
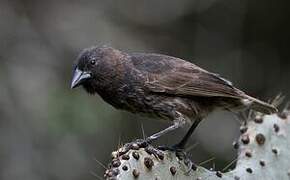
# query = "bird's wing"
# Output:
<box><xmin>130</xmin><ymin>53</ymin><xmax>245</xmax><ymax>99</ymax></box>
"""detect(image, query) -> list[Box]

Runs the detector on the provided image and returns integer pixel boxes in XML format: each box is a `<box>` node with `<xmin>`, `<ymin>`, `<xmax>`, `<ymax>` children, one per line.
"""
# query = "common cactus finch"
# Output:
<box><xmin>71</xmin><ymin>46</ymin><xmax>277</xmax><ymax>149</ymax></box>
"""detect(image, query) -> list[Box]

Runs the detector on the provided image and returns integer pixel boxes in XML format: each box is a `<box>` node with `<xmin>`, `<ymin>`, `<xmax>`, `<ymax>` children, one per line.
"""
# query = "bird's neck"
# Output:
<box><xmin>94</xmin><ymin>57</ymin><xmax>126</xmax><ymax>92</ymax></box>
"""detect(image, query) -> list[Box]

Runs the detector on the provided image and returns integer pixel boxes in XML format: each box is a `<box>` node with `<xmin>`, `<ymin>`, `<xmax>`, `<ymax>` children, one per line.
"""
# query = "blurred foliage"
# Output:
<box><xmin>47</xmin><ymin>89</ymin><xmax>117</xmax><ymax>135</ymax></box>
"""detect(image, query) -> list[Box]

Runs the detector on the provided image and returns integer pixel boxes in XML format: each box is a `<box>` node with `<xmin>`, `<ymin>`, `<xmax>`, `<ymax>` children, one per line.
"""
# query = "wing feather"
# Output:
<box><xmin>130</xmin><ymin>53</ymin><xmax>245</xmax><ymax>99</ymax></box>
<box><xmin>147</xmin><ymin>70</ymin><xmax>244</xmax><ymax>98</ymax></box>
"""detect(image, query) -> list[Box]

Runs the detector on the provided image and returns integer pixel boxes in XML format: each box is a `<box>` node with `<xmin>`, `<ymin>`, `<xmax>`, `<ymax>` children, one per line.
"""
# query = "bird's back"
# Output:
<box><xmin>127</xmin><ymin>52</ymin><xmax>276</xmax><ymax>115</ymax></box>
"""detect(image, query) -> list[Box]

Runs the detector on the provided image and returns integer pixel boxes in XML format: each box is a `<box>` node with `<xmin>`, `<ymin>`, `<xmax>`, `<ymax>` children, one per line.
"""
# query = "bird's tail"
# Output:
<box><xmin>244</xmin><ymin>95</ymin><xmax>278</xmax><ymax>114</ymax></box>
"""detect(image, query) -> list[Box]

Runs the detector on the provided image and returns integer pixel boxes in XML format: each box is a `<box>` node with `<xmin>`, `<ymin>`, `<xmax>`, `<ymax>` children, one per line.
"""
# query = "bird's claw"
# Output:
<box><xmin>120</xmin><ymin>138</ymin><xmax>165</xmax><ymax>160</ymax></box>
<box><xmin>157</xmin><ymin>143</ymin><xmax>183</xmax><ymax>153</ymax></box>
<box><xmin>158</xmin><ymin>144</ymin><xmax>184</xmax><ymax>159</ymax></box>
<box><xmin>122</xmin><ymin>138</ymin><xmax>152</xmax><ymax>153</ymax></box>
<box><xmin>158</xmin><ymin>144</ymin><xmax>194</xmax><ymax>173</ymax></box>
<box><xmin>158</xmin><ymin>145</ymin><xmax>179</xmax><ymax>151</ymax></box>
<box><xmin>118</xmin><ymin>140</ymin><xmax>194</xmax><ymax>172</ymax></box>
<box><xmin>135</xmin><ymin>138</ymin><xmax>153</xmax><ymax>147</ymax></box>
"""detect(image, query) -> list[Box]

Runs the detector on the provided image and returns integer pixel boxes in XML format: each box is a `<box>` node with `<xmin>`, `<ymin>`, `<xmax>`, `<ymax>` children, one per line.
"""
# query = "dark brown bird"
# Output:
<box><xmin>71</xmin><ymin>46</ymin><xmax>277</xmax><ymax>149</ymax></box>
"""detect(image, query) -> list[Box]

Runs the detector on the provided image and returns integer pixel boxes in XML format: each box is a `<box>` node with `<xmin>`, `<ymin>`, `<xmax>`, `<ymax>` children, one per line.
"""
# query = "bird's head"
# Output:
<box><xmin>70</xmin><ymin>45</ymin><xmax>119</xmax><ymax>93</ymax></box>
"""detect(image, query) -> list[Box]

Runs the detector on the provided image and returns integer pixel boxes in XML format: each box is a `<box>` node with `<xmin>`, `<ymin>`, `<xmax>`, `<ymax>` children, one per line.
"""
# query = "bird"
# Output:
<box><xmin>71</xmin><ymin>45</ymin><xmax>277</xmax><ymax>149</ymax></box>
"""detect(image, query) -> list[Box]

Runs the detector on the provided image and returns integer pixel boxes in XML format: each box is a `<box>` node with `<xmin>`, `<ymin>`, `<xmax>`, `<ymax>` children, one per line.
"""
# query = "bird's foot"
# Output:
<box><xmin>158</xmin><ymin>144</ymin><xmax>194</xmax><ymax>173</ymax></box>
<box><xmin>118</xmin><ymin>138</ymin><xmax>164</xmax><ymax>160</ymax></box>
<box><xmin>157</xmin><ymin>142</ymin><xmax>184</xmax><ymax>153</ymax></box>
<box><xmin>157</xmin><ymin>144</ymin><xmax>181</xmax><ymax>151</ymax></box>
<box><xmin>121</xmin><ymin>138</ymin><xmax>152</xmax><ymax>153</ymax></box>
<box><xmin>158</xmin><ymin>144</ymin><xmax>184</xmax><ymax>159</ymax></box>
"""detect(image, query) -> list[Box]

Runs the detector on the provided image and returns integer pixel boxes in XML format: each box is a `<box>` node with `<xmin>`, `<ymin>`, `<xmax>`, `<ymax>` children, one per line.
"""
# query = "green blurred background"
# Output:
<box><xmin>0</xmin><ymin>0</ymin><xmax>289</xmax><ymax>179</ymax></box>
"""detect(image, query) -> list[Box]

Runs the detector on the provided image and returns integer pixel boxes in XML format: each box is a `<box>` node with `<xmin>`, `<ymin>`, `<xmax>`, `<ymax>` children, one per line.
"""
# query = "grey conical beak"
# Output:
<box><xmin>70</xmin><ymin>68</ymin><xmax>91</xmax><ymax>89</ymax></box>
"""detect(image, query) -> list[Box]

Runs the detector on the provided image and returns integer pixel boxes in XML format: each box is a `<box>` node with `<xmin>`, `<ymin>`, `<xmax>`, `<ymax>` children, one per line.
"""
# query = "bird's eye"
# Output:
<box><xmin>90</xmin><ymin>60</ymin><xmax>96</xmax><ymax>65</ymax></box>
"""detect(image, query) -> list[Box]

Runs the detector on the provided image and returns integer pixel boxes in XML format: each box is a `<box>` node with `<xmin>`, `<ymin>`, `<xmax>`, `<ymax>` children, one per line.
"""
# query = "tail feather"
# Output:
<box><xmin>245</xmin><ymin>95</ymin><xmax>278</xmax><ymax>114</ymax></box>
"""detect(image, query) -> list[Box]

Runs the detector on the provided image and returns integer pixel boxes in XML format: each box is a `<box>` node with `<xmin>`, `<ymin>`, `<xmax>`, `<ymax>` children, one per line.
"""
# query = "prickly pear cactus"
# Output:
<box><xmin>104</xmin><ymin>108</ymin><xmax>290</xmax><ymax>180</ymax></box>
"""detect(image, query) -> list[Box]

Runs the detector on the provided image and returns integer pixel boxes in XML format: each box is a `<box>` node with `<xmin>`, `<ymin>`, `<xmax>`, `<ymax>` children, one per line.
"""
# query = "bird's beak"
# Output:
<box><xmin>70</xmin><ymin>68</ymin><xmax>92</xmax><ymax>89</ymax></box>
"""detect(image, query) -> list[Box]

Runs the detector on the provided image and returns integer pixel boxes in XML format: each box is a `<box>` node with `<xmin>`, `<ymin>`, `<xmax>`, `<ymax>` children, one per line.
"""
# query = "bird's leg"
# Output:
<box><xmin>122</xmin><ymin>115</ymin><xmax>186</xmax><ymax>154</ymax></box>
<box><xmin>233</xmin><ymin>111</ymin><xmax>248</xmax><ymax>126</ymax></box>
<box><xmin>173</xmin><ymin>117</ymin><xmax>202</xmax><ymax>149</ymax></box>
<box><xmin>146</xmin><ymin>117</ymin><xmax>186</xmax><ymax>143</ymax></box>
<box><xmin>157</xmin><ymin>118</ymin><xmax>202</xmax><ymax>171</ymax></box>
